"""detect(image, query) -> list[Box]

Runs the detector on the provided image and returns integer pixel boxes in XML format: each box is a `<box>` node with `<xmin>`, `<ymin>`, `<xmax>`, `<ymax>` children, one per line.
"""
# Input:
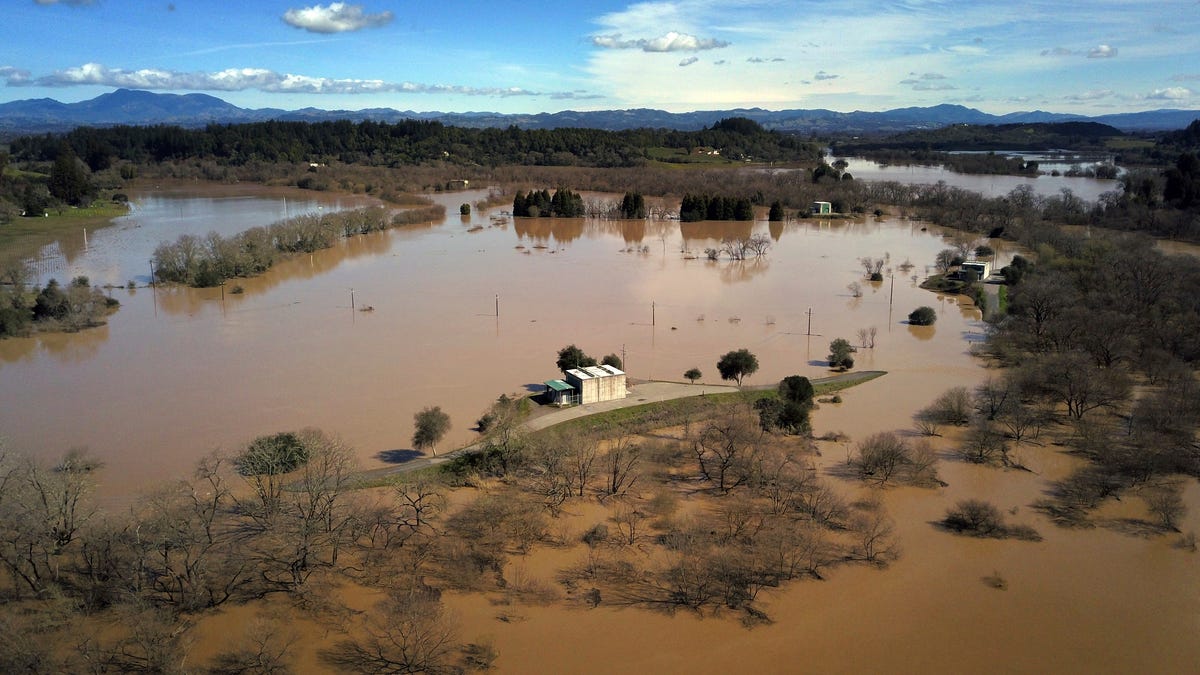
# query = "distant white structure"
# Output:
<box><xmin>960</xmin><ymin>260</ymin><xmax>992</xmax><ymax>280</ymax></box>
<box><xmin>564</xmin><ymin>365</ymin><xmax>627</xmax><ymax>404</ymax></box>
<box><xmin>811</xmin><ymin>201</ymin><xmax>833</xmax><ymax>215</ymax></box>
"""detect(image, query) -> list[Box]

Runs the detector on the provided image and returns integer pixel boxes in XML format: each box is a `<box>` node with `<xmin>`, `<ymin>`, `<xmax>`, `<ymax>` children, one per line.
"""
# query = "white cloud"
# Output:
<box><xmin>1040</xmin><ymin>47</ymin><xmax>1075</xmax><ymax>57</ymax></box>
<box><xmin>282</xmin><ymin>3</ymin><xmax>393</xmax><ymax>34</ymax></box>
<box><xmin>678</xmin><ymin>57</ymin><xmax>699</xmax><ymax>67</ymax></box>
<box><xmin>814</xmin><ymin>71</ymin><xmax>838</xmax><ymax>80</ymax></box>
<box><xmin>0</xmin><ymin>66</ymin><xmax>31</xmax><ymax>85</ymax></box>
<box><xmin>1171</xmin><ymin>73</ymin><xmax>1200</xmax><ymax>81</ymax></box>
<box><xmin>19</xmin><ymin>62</ymin><xmax>590</xmax><ymax>99</ymax></box>
<box><xmin>913</xmin><ymin>82</ymin><xmax>956</xmax><ymax>91</ymax></box>
<box><xmin>900</xmin><ymin>73</ymin><xmax>955</xmax><ymax>90</ymax></box>
<box><xmin>591</xmin><ymin>31</ymin><xmax>729</xmax><ymax>52</ymax></box>
<box><xmin>1087</xmin><ymin>44</ymin><xmax>1118</xmax><ymax>58</ymax></box>
<box><xmin>1146</xmin><ymin>87</ymin><xmax>1192</xmax><ymax>100</ymax></box>
<box><xmin>35</xmin><ymin>0</ymin><xmax>93</xmax><ymax>5</ymax></box>
<box><xmin>1065</xmin><ymin>89</ymin><xmax>1113</xmax><ymax>101</ymax></box>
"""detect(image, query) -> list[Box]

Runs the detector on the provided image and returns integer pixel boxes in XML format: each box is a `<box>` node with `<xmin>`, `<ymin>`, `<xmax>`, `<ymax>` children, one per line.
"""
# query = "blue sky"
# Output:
<box><xmin>3</xmin><ymin>1</ymin><xmax>1198</xmax><ymax>115</ymax></box>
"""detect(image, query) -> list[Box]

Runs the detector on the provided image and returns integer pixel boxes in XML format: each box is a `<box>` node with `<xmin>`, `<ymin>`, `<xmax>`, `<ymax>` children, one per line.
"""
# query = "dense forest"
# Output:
<box><xmin>832</xmin><ymin>121</ymin><xmax>1128</xmax><ymax>153</ymax></box>
<box><xmin>8</xmin><ymin>117</ymin><xmax>821</xmax><ymax>169</ymax></box>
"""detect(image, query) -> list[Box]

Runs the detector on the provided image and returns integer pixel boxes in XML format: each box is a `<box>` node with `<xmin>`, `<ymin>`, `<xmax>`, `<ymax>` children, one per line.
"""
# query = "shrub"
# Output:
<box><xmin>235</xmin><ymin>431</ymin><xmax>309</xmax><ymax>476</ymax></box>
<box><xmin>942</xmin><ymin>499</ymin><xmax>1041</xmax><ymax>541</ymax></box>
<box><xmin>827</xmin><ymin>338</ymin><xmax>855</xmax><ymax>370</ymax></box>
<box><xmin>908</xmin><ymin>306</ymin><xmax>937</xmax><ymax>326</ymax></box>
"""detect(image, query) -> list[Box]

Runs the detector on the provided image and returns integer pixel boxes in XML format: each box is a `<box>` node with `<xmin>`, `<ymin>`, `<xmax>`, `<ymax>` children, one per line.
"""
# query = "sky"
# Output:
<box><xmin>2</xmin><ymin>0</ymin><xmax>1198</xmax><ymax>116</ymax></box>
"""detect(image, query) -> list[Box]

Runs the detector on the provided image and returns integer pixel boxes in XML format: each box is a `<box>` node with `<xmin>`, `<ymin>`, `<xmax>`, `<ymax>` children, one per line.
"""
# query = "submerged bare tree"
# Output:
<box><xmin>322</xmin><ymin>588</ymin><xmax>463</xmax><ymax>674</ymax></box>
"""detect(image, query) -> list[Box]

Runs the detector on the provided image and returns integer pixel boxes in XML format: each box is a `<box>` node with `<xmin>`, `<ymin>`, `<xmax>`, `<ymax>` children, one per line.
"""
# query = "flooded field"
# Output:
<box><xmin>1</xmin><ymin>186</ymin><xmax>994</xmax><ymax>497</ymax></box>
<box><xmin>829</xmin><ymin>156</ymin><xmax>1120</xmax><ymax>203</ymax></box>
<box><xmin>24</xmin><ymin>181</ymin><xmax>378</xmax><ymax>288</ymax></box>
<box><xmin>1</xmin><ymin>181</ymin><xmax>1196</xmax><ymax>673</ymax></box>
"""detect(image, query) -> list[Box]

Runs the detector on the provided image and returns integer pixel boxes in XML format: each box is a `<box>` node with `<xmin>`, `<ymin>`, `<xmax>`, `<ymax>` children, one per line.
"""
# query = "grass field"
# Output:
<box><xmin>0</xmin><ymin>200</ymin><xmax>129</xmax><ymax>269</ymax></box>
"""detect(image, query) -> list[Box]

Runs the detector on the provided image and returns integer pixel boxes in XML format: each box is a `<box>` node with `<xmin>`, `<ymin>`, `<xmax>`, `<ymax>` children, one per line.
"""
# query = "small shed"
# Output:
<box><xmin>544</xmin><ymin>379</ymin><xmax>577</xmax><ymax>407</ymax></box>
<box><xmin>565</xmin><ymin>365</ymin><xmax>627</xmax><ymax>404</ymax></box>
<box><xmin>811</xmin><ymin>201</ymin><xmax>833</xmax><ymax>215</ymax></box>
<box><xmin>960</xmin><ymin>260</ymin><xmax>992</xmax><ymax>280</ymax></box>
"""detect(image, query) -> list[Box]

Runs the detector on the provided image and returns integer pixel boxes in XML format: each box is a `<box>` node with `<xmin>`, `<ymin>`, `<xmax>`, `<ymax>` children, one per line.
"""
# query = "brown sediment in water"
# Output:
<box><xmin>3</xmin><ymin>186</ymin><xmax>1198</xmax><ymax>673</ymax></box>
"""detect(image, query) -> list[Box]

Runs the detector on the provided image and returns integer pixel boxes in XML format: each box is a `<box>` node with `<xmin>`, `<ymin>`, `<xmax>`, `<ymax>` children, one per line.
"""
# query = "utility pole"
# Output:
<box><xmin>806</xmin><ymin>307</ymin><xmax>813</xmax><ymax>336</ymax></box>
<box><xmin>495</xmin><ymin>294</ymin><xmax>499</xmax><ymax>317</ymax></box>
<box><xmin>652</xmin><ymin>301</ymin><xmax>656</xmax><ymax>326</ymax></box>
<box><xmin>889</xmin><ymin>273</ymin><xmax>895</xmax><ymax>307</ymax></box>
<box><xmin>350</xmin><ymin>288</ymin><xmax>355</xmax><ymax>311</ymax></box>
<box><xmin>621</xmin><ymin>343</ymin><xmax>627</xmax><ymax>371</ymax></box>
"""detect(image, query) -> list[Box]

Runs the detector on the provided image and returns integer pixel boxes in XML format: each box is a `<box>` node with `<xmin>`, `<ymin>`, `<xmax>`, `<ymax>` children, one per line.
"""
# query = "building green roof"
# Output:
<box><xmin>545</xmin><ymin>379</ymin><xmax>574</xmax><ymax>392</ymax></box>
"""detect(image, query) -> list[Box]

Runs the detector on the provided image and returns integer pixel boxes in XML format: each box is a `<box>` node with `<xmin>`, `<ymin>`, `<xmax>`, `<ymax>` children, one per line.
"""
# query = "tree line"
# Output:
<box><xmin>8</xmin><ymin>117</ymin><xmax>821</xmax><ymax>169</ymax></box>
<box><xmin>150</xmin><ymin>205</ymin><xmax>437</xmax><ymax>287</ymax></box>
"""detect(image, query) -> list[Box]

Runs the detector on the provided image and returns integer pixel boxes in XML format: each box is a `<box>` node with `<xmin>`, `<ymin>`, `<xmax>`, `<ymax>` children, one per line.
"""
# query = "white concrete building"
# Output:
<box><xmin>564</xmin><ymin>365</ymin><xmax>627</xmax><ymax>404</ymax></box>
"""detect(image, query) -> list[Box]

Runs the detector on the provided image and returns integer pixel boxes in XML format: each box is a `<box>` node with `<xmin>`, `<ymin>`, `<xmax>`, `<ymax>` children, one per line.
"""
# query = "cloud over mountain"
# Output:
<box><xmin>10</xmin><ymin>63</ymin><xmax>586</xmax><ymax>99</ymax></box>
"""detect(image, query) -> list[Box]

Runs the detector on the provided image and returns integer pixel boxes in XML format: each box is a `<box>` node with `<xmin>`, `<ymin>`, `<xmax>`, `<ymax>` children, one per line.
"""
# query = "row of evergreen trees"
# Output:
<box><xmin>618</xmin><ymin>192</ymin><xmax>647</xmax><ymax>219</ymax></box>
<box><xmin>679</xmin><ymin>193</ymin><xmax>755</xmax><ymax>222</ymax></box>
<box><xmin>511</xmin><ymin>188</ymin><xmax>584</xmax><ymax>217</ymax></box>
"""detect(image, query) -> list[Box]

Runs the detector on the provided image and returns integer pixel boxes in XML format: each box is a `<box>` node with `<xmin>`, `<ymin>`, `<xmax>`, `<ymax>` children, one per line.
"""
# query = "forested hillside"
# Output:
<box><xmin>8</xmin><ymin>117</ymin><xmax>820</xmax><ymax>169</ymax></box>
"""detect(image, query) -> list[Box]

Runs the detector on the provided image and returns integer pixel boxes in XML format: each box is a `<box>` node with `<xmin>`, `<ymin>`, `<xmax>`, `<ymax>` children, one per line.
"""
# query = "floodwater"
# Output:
<box><xmin>0</xmin><ymin>187</ymin><xmax>994</xmax><ymax>496</ymax></box>
<box><xmin>2</xmin><ymin>183</ymin><xmax>1196</xmax><ymax>673</ymax></box>
<box><xmin>828</xmin><ymin>156</ymin><xmax>1120</xmax><ymax>203</ymax></box>
<box><xmin>25</xmin><ymin>181</ymin><xmax>378</xmax><ymax>287</ymax></box>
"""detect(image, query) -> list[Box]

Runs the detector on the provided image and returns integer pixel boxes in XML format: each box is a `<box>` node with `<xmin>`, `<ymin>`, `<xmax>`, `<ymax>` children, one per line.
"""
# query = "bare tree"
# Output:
<box><xmin>602</xmin><ymin>436</ymin><xmax>641</xmax><ymax>497</ymax></box>
<box><xmin>0</xmin><ymin>447</ymin><xmax>96</xmax><ymax>596</ymax></box>
<box><xmin>322</xmin><ymin>588</ymin><xmax>462</xmax><ymax>674</ymax></box>
<box><xmin>206</xmin><ymin>615</ymin><xmax>296</xmax><ymax>674</ymax></box>
<box><xmin>959</xmin><ymin>418</ymin><xmax>1010</xmax><ymax>465</ymax></box>
<box><xmin>849</xmin><ymin>499</ymin><xmax>898</xmax><ymax>565</ymax></box>
<box><xmin>694</xmin><ymin>409</ymin><xmax>762</xmax><ymax>493</ymax></box>
<box><xmin>392</xmin><ymin>477</ymin><xmax>447</xmax><ymax>538</ymax></box>
<box><xmin>745</xmin><ymin>233</ymin><xmax>772</xmax><ymax>257</ymax></box>
<box><xmin>1143</xmin><ymin>481</ymin><xmax>1187</xmax><ymax>531</ymax></box>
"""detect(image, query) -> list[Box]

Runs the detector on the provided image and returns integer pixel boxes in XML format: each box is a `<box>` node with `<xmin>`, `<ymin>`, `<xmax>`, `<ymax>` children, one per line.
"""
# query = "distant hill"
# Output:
<box><xmin>0</xmin><ymin>89</ymin><xmax>1197</xmax><ymax>136</ymax></box>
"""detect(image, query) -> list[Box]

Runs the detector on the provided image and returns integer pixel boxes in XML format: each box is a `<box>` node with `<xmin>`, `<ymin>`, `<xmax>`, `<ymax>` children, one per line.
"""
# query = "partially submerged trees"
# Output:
<box><xmin>827</xmin><ymin>338</ymin><xmax>855</xmax><ymax>370</ymax></box>
<box><xmin>907</xmin><ymin>306</ymin><xmax>937</xmax><ymax>326</ymax></box>
<box><xmin>851</xmin><ymin>432</ymin><xmax>941</xmax><ymax>487</ymax></box>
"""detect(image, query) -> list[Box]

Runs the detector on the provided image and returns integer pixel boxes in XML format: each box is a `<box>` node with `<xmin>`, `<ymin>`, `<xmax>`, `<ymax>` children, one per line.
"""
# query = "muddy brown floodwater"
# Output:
<box><xmin>0</xmin><ymin>186</ymin><xmax>997</xmax><ymax>499</ymax></box>
<box><xmin>2</xmin><ymin>184</ymin><xmax>1197</xmax><ymax>673</ymax></box>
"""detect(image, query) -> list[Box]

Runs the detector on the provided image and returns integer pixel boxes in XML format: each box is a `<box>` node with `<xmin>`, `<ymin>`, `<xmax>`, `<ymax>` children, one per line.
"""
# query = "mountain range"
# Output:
<box><xmin>1</xmin><ymin>89</ymin><xmax>1197</xmax><ymax>137</ymax></box>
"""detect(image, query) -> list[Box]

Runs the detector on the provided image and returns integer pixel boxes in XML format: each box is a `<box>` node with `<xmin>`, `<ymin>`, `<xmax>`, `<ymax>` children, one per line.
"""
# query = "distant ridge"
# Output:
<box><xmin>0</xmin><ymin>88</ymin><xmax>1196</xmax><ymax>136</ymax></box>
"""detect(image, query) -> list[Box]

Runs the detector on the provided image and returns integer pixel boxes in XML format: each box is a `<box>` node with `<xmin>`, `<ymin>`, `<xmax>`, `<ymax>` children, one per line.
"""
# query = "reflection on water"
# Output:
<box><xmin>2</xmin><ymin>185</ymin><xmax>1194</xmax><ymax>674</ymax></box>
<box><xmin>830</xmin><ymin>156</ymin><xmax>1120</xmax><ymax>202</ymax></box>
<box><xmin>28</xmin><ymin>182</ymin><xmax>379</xmax><ymax>288</ymax></box>
<box><xmin>2</xmin><ymin>190</ymin><xmax>999</xmax><ymax>498</ymax></box>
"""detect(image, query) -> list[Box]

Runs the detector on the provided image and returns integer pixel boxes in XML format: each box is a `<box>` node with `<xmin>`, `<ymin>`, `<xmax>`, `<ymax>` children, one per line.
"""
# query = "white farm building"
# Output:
<box><xmin>563</xmin><ymin>365</ymin><xmax>628</xmax><ymax>404</ymax></box>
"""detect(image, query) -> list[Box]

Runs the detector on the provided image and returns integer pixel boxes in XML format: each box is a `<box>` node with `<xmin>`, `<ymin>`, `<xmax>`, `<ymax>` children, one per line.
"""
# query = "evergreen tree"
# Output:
<box><xmin>48</xmin><ymin>143</ymin><xmax>91</xmax><ymax>206</ymax></box>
